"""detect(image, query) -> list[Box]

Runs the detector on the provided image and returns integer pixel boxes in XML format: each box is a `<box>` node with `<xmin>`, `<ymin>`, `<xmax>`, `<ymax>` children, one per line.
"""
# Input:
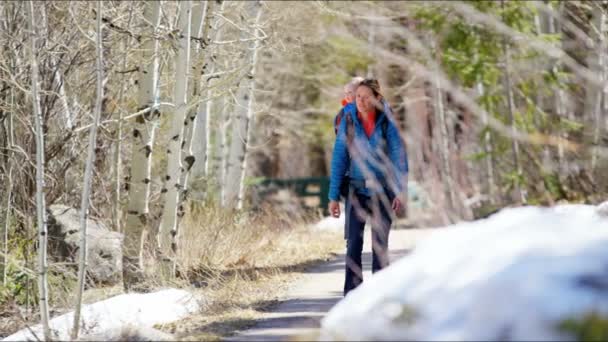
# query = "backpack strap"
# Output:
<box><xmin>334</xmin><ymin>108</ymin><xmax>345</xmax><ymax>136</ymax></box>
<box><xmin>345</xmin><ymin>112</ymin><xmax>355</xmax><ymax>146</ymax></box>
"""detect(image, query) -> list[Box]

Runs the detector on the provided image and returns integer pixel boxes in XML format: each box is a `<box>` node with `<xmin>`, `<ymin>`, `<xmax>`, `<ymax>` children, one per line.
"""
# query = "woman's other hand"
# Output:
<box><xmin>392</xmin><ymin>197</ymin><xmax>402</xmax><ymax>213</ymax></box>
<box><xmin>329</xmin><ymin>200</ymin><xmax>341</xmax><ymax>218</ymax></box>
<box><xmin>392</xmin><ymin>196</ymin><xmax>407</xmax><ymax>217</ymax></box>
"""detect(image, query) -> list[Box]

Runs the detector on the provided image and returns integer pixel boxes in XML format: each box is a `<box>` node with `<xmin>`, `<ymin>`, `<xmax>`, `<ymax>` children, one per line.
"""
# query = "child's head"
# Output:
<box><xmin>343</xmin><ymin>76</ymin><xmax>365</xmax><ymax>104</ymax></box>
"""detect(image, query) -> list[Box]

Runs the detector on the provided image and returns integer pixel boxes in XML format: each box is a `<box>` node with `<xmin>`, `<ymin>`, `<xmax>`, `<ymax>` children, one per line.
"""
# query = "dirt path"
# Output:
<box><xmin>225</xmin><ymin>228</ymin><xmax>433</xmax><ymax>342</ymax></box>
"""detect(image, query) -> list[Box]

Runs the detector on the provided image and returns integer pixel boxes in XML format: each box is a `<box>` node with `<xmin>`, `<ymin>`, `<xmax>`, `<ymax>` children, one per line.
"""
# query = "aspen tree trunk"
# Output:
<box><xmin>225</xmin><ymin>1</ymin><xmax>261</xmax><ymax>208</ymax></box>
<box><xmin>27</xmin><ymin>1</ymin><xmax>51</xmax><ymax>339</ymax></box>
<box><xmin>2</xmin><ymin>95</ymin><xmax>14</xmax><ymax>286</ymax></box>
<box><xmin>123</xmin><ymin>1</ymin><xmax>161</xmax><ymax>290</ymax></box>
<box><xmin>224</xmin><ymin>0</ymin><xmax>263</xmax><ymax>209</ymax></box>
<box><xmin>434</xmin><ymin>74</ymin><xmax>456</xmax><ymax>216</ymax></box>
<box><xmin>476</xmin><ymin>81</ymin><xmax>496</xmax><ymax>204</ymax></box>
<box><xmin>179</xmin><ymin>0</ymin><xmax>210</xmax><ymax>198</ymax></box>
<box><xmin>533</xmin><ymin>8</ymin><xmax>546</xmax><ymax>129</ymax></box>
<box><xmin>534</xmin><ymin>2</ymin><xmax>558</xmax><ymax>188</ymax></box>
<box><xmin>112</xmin><ymin>3</ymin><xmax>134</xmax><ymax>232</ymax></box>
<box><xmin>589</xmin><ymin>2</ymin><xmax>607</xmax><ymax>173</ymax></box>
<box><xmin>191</xmin><ymin>0</ymin><xmax>225</xmax><ymax>181</ymax></box>
<box><xmin>536</xmin><ymin>1</ymin><xmax>568</xmax><ymax>180</ymax></box>
<box><xmin>71</xmin><ymin>1</ymin><xmax>103</xmax><ymax>339</ymax></box>
<box><xmin>52</xmin><ymin>68</ymin><xmax>73</xmax><ymax>130</ymax></box>
<box><xmin>430</xmin><ymin>39</ymin><xmax>457</xmax><ymax>217</ymax></box>
<box><xmin>502</xmin><ymin>43</ymin><xmax>526</xmax><ymax>204</ymax></box>
<box><xmin>39</xmin><ymin>3</ymin><xmax>73</xmax><ymax>130</ymax></box>
<box><xmin>215</xmin><ymin>95</ymin><xmax>230</xmax><ymax>203</ymax></box>
<box><xmin>219</xmin><ymin>95</ymin><xmax>232</xmax><ymax>206</ymax></box>
<box><xmin>158</xmin><ymin>0</ymin><xmax>192</xmax><ymax>276</ymax></box>
<box><xmin>548</xmin><ymin>2</ymin><xmax>567</xmax><ymax>168</ymax></box>
<box><xmin>501</xmin><ymin>0</ymin><xmax>526</xmax><ymax>204</ymax></box>
<box><xmin>204</xmin><ymin>3</ymin><xmax>226</xmax><ymax>178</ymax></box>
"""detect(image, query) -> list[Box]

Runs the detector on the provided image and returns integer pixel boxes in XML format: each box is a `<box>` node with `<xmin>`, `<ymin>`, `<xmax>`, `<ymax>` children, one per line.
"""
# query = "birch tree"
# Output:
<box><xmin>224</xmin><ymin>0</ymin><xmax>263</xmax><ymax>209</ymax></box>
<box><xmin>41</xmin><ymin>5</ymin><xmax>73</xmax><ymax>131</ymax></box>
<box><xmin>217</xmin><ymin>94</ymin><xmax>232</xmax><ymax>205</ymax></box>
<box><xmin>476</xmin><ymin>80</ymin><xmax>496</xmax><ymax>204</ymax></box>
<box><xmin>179</xmin><ymin>0</ymin><xmax>212</xmax><ymax>199</ymax></box>
<box><xmin>123</xmin><ymin>0</ymin><xmax>161</xmax><ymax>290</ymax></box>
<box><xmin>588</xmin><ymin>1</ymin><xmax>608</xmax><ymax>174</ymax></box>
<box><xmin>112</xmin><ymin>2</ymin><xmax>135</xmax><ymax>232</ymax></box>
<box><xmin>430</xmin><ymin>38</ymin><xmax>457</xmax><ymax>216</ymax></box>
<box><xmin>203</xmin><ymin>4</ymin><xmax>228</xmax><ymax>179</ymax></box>
<box><xmin>158</xmin><ymin>0</ymin><xmax>192</xmax><ymax>276</ymax></box>
<box><xmin>551</xmin><ymin>2</ymin><xmax>568</xmax><ymax>169</ymax></box>
<box><xmin>71</xmin><ymin>1</ymin><xmax>104</xmax><ymax>338</ymax></box>
<box><xmin>191</xmin><ymin>0</ymin><xmax>226</xmax><ymax>181</ymax></box>
<box><xmin>27</xmin><ymin>1</ymin><xmax>51</xmax><ymax>339</ymax></box>
<box><xmin>2</xmin><ymin>91</ymin><xmax>14</xmax><ymax>286</ymax></box>
<box><xmin>501</xmin><ymin>0</ymin><xmax>526</xmax><ymax>204</ymax></box>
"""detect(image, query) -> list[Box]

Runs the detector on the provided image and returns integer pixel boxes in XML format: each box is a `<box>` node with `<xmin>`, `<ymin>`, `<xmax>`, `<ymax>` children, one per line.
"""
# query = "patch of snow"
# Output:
<box><xmin>313</xmin><ymin>204</ymin><xmax>345</xmax><ymax>233</ymax></box>
<box><xmin>4</xmin><ymin>288</ymin><xmax>200</xmax><ymax>341</ymax></box>
<box><xmin>320</xmin><ymin>204</ymin><xmax>608</xmax><ymax>341</ymax></box>
<box><xmin>314</xmin><ymin>214</ymin><xmax>345</xmax><ymax>233</ymax></box>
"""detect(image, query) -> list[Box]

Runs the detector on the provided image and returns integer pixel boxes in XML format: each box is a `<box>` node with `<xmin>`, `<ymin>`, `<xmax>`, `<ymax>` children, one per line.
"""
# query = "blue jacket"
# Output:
<box><xmin>328</xmin><ymin>103</ymin><xmax>409</xmax><ymax>201</ymax></box>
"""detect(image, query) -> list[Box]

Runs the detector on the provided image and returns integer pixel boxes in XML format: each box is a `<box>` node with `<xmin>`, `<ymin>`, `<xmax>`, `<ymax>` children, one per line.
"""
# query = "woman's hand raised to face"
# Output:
<box><xmin>329</xmin><ymin>200</ymin><xmax>341</xmax><ymax>218</ymax></box>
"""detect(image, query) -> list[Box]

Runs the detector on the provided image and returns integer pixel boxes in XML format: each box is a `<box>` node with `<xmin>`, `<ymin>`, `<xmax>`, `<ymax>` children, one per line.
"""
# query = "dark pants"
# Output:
<box><xmin>343</xmin><ymin>191</ymin><xmax>393</xmax><ymax>296</ymax></box>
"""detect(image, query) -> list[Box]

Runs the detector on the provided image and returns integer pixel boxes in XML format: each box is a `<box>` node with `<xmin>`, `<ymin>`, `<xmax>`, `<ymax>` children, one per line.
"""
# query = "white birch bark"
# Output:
<box><xmin>225</xmin><ymin>1</ymin><xmax>263</xmax><ymax>209</ymax></box>
<box><xmin>191</xmin><ymin>0</ymin><xmax>226</xmax><ymax>180</ymax></box>
<box><xmin>534</xmin><ymin>2</ymin><xmax>559</xmax><ymax>182</ymax></box>
<box><xmin>27</xmin><ymin>1</ymin><xmax>50</xmax><ymax>339</ymax></box>
<box><xmin>158</xmin><ymin>0</ymin><xmax>192</xmax><ymax>275</ymax></box>
<box><xmin>549</xmin><ymin>2</ymin><xmax>567</xmax><ymax>167</ymax></box>
<box><xmin>589</xmin><ymin>2</ymin><xmax>608</xmax><ymax>172</ymax></box>
<box><xmin>204</xmin><ymin>4</ymin><xmax>227</xmax><ymax>178</ymax></box>
<box><xmin>434</xmin><ymin>72</ymin><xmax>456</xmax><ymax>214</ymax></box>
<box><xmin>430</xmin><ymin>38</ymin><xmax>457</xmax><ymax>216</ymax></box>
<box><xmin>2</xmin><ymin>94</ymin><xmax>14</xmax><ymax>286</ymax></box>
<box><xmin>112</xmin><ymin>3</ymin><xmax>134</xmax><ymax>232</ymax></box>
<box><xmin>54</xmin><ymin>71</ymin><xmax>73</xmax><ymax>130</ymax></box>
<box><xmin>39</xmin><ymin>3</ymin><xmax>73</xmax><ymax>130</ymax></box>
<box><xmin>502</xmin><ymin>44</ymin><xmax>525</xmax><ymax>204</ymax></box>
<box><xmin>71</xmin><ymin>1</ymin><xmax>103</xmax><ymax>339</ymax></box>
<box><xmin>501</xmin><ymin>0</ymin><xmax>526</xmax><ymax>204</ymax></box>
<box><xmin>179</xmin><ymin>0</ymin><xmax>211</xmax><ymax>198</ymax></box>
<box><xmin>123</xmin><ymin>0</ymin><xmax>161</xmax><ymax>290</ymax></box>
<box><xmin>476</xmin><ymin>81</ymin><xmax>496</xmax><ymax>204</ymax></box>
<box><xmin>215</xmin><ymin>94</ymin><xmax>230</xmax><ymax>201</ymax></box>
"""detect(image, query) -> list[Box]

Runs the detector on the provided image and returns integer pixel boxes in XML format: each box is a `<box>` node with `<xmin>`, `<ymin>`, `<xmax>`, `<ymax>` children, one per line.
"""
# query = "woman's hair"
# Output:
<box><xmin>357</xmin><ymin>78</ymin><xmax>383</xmax><ymax>99</ymax></box>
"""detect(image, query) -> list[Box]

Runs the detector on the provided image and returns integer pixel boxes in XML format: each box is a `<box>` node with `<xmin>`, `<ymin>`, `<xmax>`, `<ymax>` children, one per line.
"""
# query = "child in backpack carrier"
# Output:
<box><xmin>335</xmin><ymin>77</ymin><xmax>365</xmax><ymax>135</ymax></box>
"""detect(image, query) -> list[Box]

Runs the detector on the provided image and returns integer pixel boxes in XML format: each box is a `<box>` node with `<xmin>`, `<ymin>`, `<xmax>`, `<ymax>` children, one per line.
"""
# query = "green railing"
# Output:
<box><xmin>256</xmin><ymin>177</ymin><xmax>428</xmax><ymax>215</ymax></box>
<box><xmin>258</xmin><ymin>177</ymin><xmax>331</xmax><ymax>214</ymax></box>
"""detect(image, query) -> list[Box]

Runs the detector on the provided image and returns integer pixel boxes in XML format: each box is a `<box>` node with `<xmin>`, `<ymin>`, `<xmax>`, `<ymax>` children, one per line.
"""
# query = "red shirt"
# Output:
<box><xmin>358</xmin><ymin>110</ymin><xmax>376</xmax><ymax>138</ymax></box>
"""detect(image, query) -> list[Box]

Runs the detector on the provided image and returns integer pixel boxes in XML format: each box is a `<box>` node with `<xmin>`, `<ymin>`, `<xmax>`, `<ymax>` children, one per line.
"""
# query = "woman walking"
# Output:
<box><xmin>328</xmin><ymin>78</ymin><xmax>409</xmax><ymax>296</ymax></box>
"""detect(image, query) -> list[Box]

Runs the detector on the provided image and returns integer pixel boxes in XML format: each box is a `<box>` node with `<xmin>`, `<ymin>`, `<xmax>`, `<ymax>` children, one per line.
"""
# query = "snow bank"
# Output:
<box><xmin>4</xmin><ymin>288</ymin><xmax>200</xmax><ymax>341</ymax></box>
<box><xmin>320</xmin><ymin>203</ymin><xmax>608</xmax><ymax>341</ymax></box>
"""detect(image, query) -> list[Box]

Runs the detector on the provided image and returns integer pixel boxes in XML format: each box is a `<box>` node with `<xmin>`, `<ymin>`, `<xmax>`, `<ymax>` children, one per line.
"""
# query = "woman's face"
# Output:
<box><xmin>356</xmin><ymin>85</ymin><xmax>379</xmax><ymax>114</ymax></box>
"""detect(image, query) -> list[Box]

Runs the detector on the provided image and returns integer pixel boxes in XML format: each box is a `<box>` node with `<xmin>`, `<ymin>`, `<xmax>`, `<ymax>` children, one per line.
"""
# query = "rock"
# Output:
<box><xmin>47</xmin><ymin>204</ymin><xmax>123</xmax><ymax>285</ymax></box>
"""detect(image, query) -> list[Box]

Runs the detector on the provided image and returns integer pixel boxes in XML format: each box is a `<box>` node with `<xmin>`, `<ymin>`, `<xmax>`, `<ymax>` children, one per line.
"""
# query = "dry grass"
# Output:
<box><xmin>0</xmin><ymin>201</ymin><xmax>343</xmax><ymax>340</ymax></box>
<box><xmin>151</xmin><ymin>201</ymin><xmax>344</xmax><ymax>340</ymax></box>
